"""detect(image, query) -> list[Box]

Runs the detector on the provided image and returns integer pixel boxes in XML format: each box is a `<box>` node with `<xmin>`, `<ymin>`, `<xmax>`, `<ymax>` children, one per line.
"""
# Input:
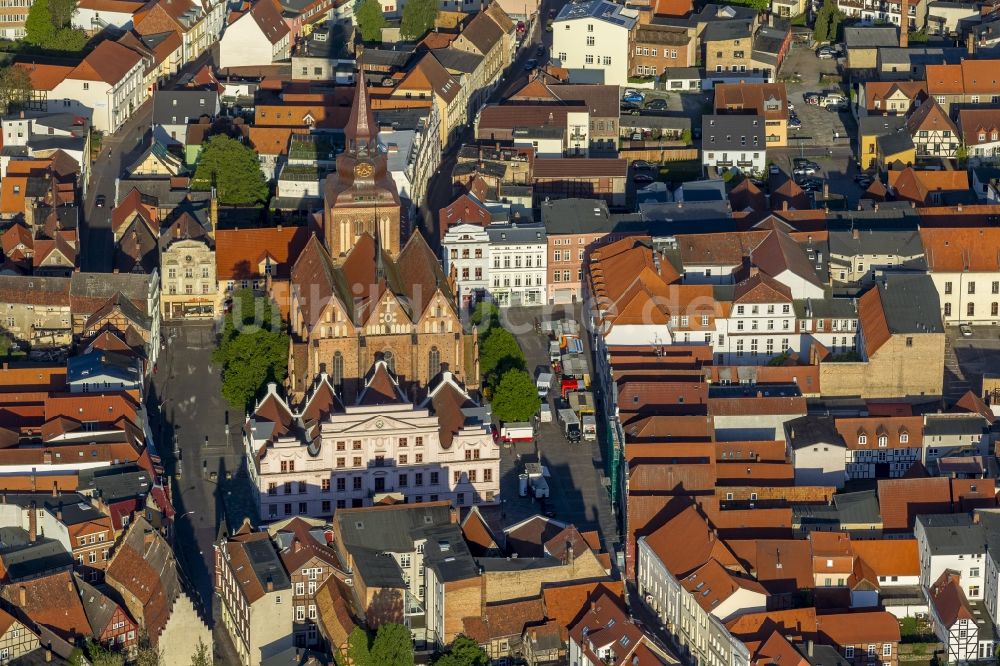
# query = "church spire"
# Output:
<box><xmin>346</xmin><ymin>50</ymin><xmax>377</xmax><ymax>153</ymax></box>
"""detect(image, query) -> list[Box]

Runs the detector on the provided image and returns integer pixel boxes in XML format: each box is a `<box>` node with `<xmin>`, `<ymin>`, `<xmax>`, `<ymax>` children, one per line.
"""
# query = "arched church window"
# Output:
<box><xmin>429</xmin><ymin>346</ymin><xmax>440</xmax><ymax>378</ymax></box>
<box><xmin>332</xmin><ymin>352</ymin><xmax>344</xmax><ymax>387</ymax></box>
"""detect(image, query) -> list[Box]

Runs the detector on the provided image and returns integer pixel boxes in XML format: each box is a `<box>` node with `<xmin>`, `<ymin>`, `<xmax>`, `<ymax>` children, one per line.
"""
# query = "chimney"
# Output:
<box><xmin>266</xmin><ymin>577</ymin><xmax>274</xmax><ymax>592</ymax></box>
<box><xmin>293</xmin><ymin>539</ymin><xmax>302</xmax><ymax>553</ymax></box>
<box><xmin>899</xmin><ymin>0</ymin><xmax>908</xmax><ymax>47</ymax></box>
<box><xmin>28</xmin><ymin>501</ymin><xmax>37</xmax><ymax>543</ymax></box>
<box><xmin>18</xmin><ymin>585</ymin><xmax>26</xmax><ymax>606</ymax></box>
<box><xmin>45</xmin><ymin>646</ymin><xmax>52</xmax><ymax>663</ymax></box>
<box><xmin>968</xmin><ymin>31</ymin><xmax>977</xmax><ymax>55</ymax></box>
<box><xmin>822</xmin><ymin>181</ymin><xmax>830</xmax><ymax>198</ymax></box>
<box><xmin>974</xmin><ymin>511</ymin><xmax>982</xmax><ymax>524</ymax></box>
<box><xmin>209</xmin><ymin>187</ymin><xmax>219</xmax><ymax>238</ymax></box>
<box><xmin>852</xmin><ymin>228</ymin><xmax>860</xmax><ymax>240</ymax></box>
<box><xmin>808</xmin><ymin>640</ymin><xmax>815</xmax><ymax>657</ymax></box>
<box><xmin>782</xmin><ymin>199</ymin><xmax>789</xmax><ymax>211</ymax></box>
<box><xmin>67</xmin><ymin>578</ymin><xmax>73</xmax><ymax>592</ymax></box>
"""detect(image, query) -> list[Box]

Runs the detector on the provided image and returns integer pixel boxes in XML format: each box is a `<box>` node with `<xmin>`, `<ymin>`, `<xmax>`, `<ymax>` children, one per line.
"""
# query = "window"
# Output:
<box><xmin>845</xmin><ymin>647</ymin><xmax>855</xmax><ymax>659</ymax></box>
<box><xmin>945</xmin><ymin>281</ymin><xmax>953</xmax><ymax>294</ymax></box>
<box><xmin>969</xmin><ymin>302</ymin><xmax>976</xmax><ymax>317</ymax></box>
<box><xmin>585</xmin><ymin>55</ymin><xmax>594</xmax><ymax>64</ymax></box>
<box><xmin>945</xmin><ymin>303</ymin><xmax>952</xmax><ymax>317</ymax></box>
<box><xmin>321</xmin><ymin>479</ymin><xmax>330</xmax><ymax>492</ymax></box>
<box><xmin>882</xmin><ymin>645</ymin><xmax>892</xmax><ymax>657</ymax></box>
<box><xmin>586</xmin><ymin>36</ymin><xmax>595</xmax><ymax>45</ymax></box>
<box><xmin>971</xmin><ymin>567</ymin><xmax>980</xmax><ymax>577</ymax></box>
<box><xmin>969</xmin><ymin>281</ymin><xmax>977</xmax><ymax>295</ymax></box>
<box><xmin>858</xmin><ymin>435</ymin><xmax>867</xmax><ymax>446</ymax></box>
<box><xmin>970</xmin><ymin>585</ymin><xmax>981</xmax><ymax>596</ymax></box>
<box><xmin>868</xmin><ymin>645</ymin><xmax>877</xmax><ymax>657</ymax></box>
<box><xmin>429</xmin><ymin>346</ymin><xmax>440</xmax><ymax>377</ymax></box>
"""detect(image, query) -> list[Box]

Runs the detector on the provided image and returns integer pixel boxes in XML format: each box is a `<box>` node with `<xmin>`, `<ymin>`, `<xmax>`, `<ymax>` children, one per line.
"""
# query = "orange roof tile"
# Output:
<box><xmin>727</xmin><ymin>608</ymin><xmax>818</xmax><ymax>642</ymax></box>
<box><xmin>877</xmin><ymin>477</ymin><xmax>953</xmax><ymax>531</ymax></box>
<box><xmin>851</xmin><ymin>539</ymin><xmax>919</xmax><ymax>577</ymax></box>
<box><xmin>642</xmin><ymin>504</ymin><xmax>743</xmax><ymax>578</ymax></box>
<box><xmin>541</xmin><ymin>580</ymin><xmax>624</xmax><ymax>628</ymax></box>
<box><xmin>14</xmin><ymin>63</ymin><xmax>74</xmax><ymax>91</ymax></box>
<box><xmin>215</xmin><ymin>225</ymin><xmax>311</xmax><ymax>281</ymax></box>
<box><xmin>920</xmin><ymin>227</ymin><xmax>1000</xmax><ymax>272</ymax></box>
<box><xmin>817</xmin><ymin>611</ymin><xmax>901</xmax><ymax>645</ymax></box>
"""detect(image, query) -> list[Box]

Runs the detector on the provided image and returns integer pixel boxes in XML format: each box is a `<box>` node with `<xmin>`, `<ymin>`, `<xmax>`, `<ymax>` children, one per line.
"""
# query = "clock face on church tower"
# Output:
<box><xmin>354</xmin><ymin>161</ymin><xmax>374</xmax><ymax>178</ymax></box>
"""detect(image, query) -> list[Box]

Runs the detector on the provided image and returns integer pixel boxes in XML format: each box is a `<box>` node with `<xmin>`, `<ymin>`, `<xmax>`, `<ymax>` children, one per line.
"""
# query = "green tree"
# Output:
<box><xmin>132</xmin><ymin>646</ymin><xmax>163</xmax><ymax>666</ymax></box>
<box><xmin>192</xmin><ymin>135</ymin><xmax>269</xmax><ymax>206</ymax></box>
<box><xmin>24</xmin><ymin>0</ymin><xmax>56</xmax><ymax>47</ymax></box>
<box><xmin>370</xmin><ymin>624</ymin><xmax>415</xmax><ymax>666</ymax></box>
<box><xmin>470</xmin><ymin>301</ymin><xmax>500</xmax><ymax>330</ymax></box>
<box><xmin>48</xmin><ymin>0</ymin><xmax>77</xmax><ymax>28</ymax></box>
<box><xmin>478</xmin><ymin>327</ymin><xmax>525</xmax><ymax>388</ymax></box>
<box><xmin>400</xmin><ymin>0</ymin><xmax>438</xmax><ymax>40</ymax></box>
<box><xmin>0</xmin><ymin>65</ymin><xmax>32</xmax><ymax>115</ymax></box>
<box><xmin>813</xmin><ymin>9</ymin><xmax>829</xmax><ymax>42</ymax></box>
<box><xmin>212</xmin><ymin>289</ymin><xmax>289</xmax><ymax>410</ymax></box>
<box><xmin>49</xmin><ymin>27</ymin><xmax>87</xmax><ymax>51</ymax></box>
<box><xmin>85</xmin><ymin>641</ymin><xmax>125</xmax><ymax>666</ymax></box>
<box><xmin>189</xmin><ymin>639</ymin><xmax>211</xmax><ymax>666</ymax></box>
<box><xmin>433</xmin><ymin>636</ymin><xmax>490</xmax><ymax>666</ymax></box>
<box><xmin>491</xmin><ymin>369</ymin><xmax>540</xmax><ymax>423</ymax></box>
<box><xmin>336</xmin><ymin>626</ymin><xmax>372</xmax><ymax>666</ymax></box>
<box><xmin>355</xmin><ymin>0</ymin><xmax>387</xmax><ymax>42</ymax></box>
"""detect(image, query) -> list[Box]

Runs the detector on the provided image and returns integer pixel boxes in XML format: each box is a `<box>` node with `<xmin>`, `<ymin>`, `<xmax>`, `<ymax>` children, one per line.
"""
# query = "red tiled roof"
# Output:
<box><xmin>215</xmin><ymin>225</ymin><xmax>311</xmax><ymax>281</ymax></box>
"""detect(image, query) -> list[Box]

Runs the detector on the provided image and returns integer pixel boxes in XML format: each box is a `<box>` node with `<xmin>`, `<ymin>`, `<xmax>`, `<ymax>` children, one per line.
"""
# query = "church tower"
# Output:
<box><xmin>322</xmin><ymin>60</ymin><xmax>402</xmax><ymax>260</ymax></box>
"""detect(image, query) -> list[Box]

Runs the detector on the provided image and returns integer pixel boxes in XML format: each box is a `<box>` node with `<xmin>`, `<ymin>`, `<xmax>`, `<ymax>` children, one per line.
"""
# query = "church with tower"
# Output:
<box><xmin>285</xmin><ymin>73</ymin><xmax>477</xmax><ymax>403</ymax></box>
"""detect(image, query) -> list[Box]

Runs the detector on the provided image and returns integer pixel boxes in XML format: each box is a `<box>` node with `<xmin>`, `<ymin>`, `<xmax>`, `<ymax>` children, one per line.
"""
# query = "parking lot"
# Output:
<box><xmin>945</xmin><ymin>325</ymin><xmax>1000</xmax><ymax>402</ymax></box>
<box><xmin>765</xmin><ymin>43</ymin><xmax>870</xmax><ymax>206</ymax></box>
<box><xmin>492</xmin><ymin>305</ymin><xmax>619</xmax><ymax>551</ymax></box>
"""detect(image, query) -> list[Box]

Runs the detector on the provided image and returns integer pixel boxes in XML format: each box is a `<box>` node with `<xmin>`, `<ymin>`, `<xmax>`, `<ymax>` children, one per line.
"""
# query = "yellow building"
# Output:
<box><xmin>859</xmin><ymin>115</ymin><xmax>912</xmax><ymax>170</ymax></box>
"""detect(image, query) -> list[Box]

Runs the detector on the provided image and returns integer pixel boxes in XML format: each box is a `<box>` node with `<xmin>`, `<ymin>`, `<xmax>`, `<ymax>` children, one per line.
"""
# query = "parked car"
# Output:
<box><xmin>95</xmin><ymin>194</ymin><xmax>106</xmax><ymax>208</ymax></box>
<box><xmin>536</xmin><ymin>44</ymin><xmax>545</xmax><ymax>56</ymax></box>
<box><xmin>789</xmin><ymin>118</ymin><xmax>802</xmax><ymax>129</ymax></box>
<box><xmin>645</xmin><ymin>98</ymin><xmax>667</xmax><ymax>110</ymax></box>
<box><xmin>793</xmin><ymin>165</ymin><xmax>817</xmax><ymax>176</ymax></box>
<box><xmin>960</xmin><ymin>323</ymin><xmax>973</xmax><ymax>337</ymax></box>
<box><xmin>621</xmin><ymin>101</ymin><xmax>640</xmax><ymax>111</ymax></box>
<box><xmin>632</xmin><ymin>173</ymin><xmax>655</xmax><ymax>184</ymax></box>
<box><xmin>622</xmin><ymin>91</ymin><xmax>645</xmax><ymax>103</ymax></box>
<box><xmin>524</xmin><ymin>59</ymin><xmax>538</xmax><ymax>71</ymax></box>
<box><xmin>632</xmin><ymin>159</ymin><xmax>654</xmax><ymax>170</ymax></box>
<box><xmin>817</xmin><ymin>46</ymin><xmax>836</xmax><ymax>59</ymax></box>
<box><xmin>769</xmin><ymin>165</ymin><xmax>781</xmax><ymax>175</ymax></box>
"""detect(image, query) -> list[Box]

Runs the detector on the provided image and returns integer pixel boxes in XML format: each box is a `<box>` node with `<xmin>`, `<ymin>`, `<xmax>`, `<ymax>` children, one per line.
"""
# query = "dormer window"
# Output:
<box><xmin>878</xmin><ymin>435</ymin><xmax>888</xmax><ymax>448</ymax></box>
<box><xmin>992</xmin><ymin>131</ymin><xmax>998</xmax><ymax>141</ymax></box>
<box><xmin>980</xmin><ymin>133</ymin><xmax>987</xmax><ymax>142</ymax></box>
<box><xmin>899</xmin><ymin>431</ymin><xmax>909</xmax><ymax>444</ymax></box>
<box><xmin>858</xmin><ymin>434</ymin><xmax>867</xmax><ymax>446</ymax></box>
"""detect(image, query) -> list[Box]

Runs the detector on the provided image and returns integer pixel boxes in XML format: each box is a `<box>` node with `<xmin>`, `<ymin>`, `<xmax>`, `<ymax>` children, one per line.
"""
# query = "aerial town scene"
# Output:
<box><xmin>2</xmin><ymin>0</ymin><xmax>1000</xmax><ymax>660</ymax></box>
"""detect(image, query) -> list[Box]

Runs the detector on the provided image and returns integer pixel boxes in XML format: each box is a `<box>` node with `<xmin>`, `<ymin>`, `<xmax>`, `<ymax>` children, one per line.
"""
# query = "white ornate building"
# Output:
<box><xmin>245</xmin><ymin>361</ymin><xmax>500</xmax><ymax>520</ymax></box>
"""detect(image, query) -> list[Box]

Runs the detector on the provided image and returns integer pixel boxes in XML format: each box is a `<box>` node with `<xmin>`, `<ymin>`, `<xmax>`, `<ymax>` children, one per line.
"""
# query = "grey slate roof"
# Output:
<box><xmin>923</xmin><ymin>414</ymin><xmax>988</xmax><ymax>436</ymax></box>
<box><xmin>0</xmin><ymin>531</ymin><xmax>74</xmax><ymax>581</ymax></box>
<box><xmin>244</xmin><ymin>537</ymin><xmax>292</xmax><ymax>592</ymax></box>
<box><xmin>78</xmin><ymin>464</ymin><xmax>153</xmax><ymax>504</ymax></box>
<box><xmin>702</xmin><ymin>19</ymin><xmax>752</xmax><ymax>42</ymax></box>
<box><xmin>860</xmin><ymin>114</ymin><xmax>908</xmax><ymax>136</ymax></box>
<box><xmin>67</xmin><ymin>350</ymin><xmax>141</xmax><ymax>384</ymax></box>
<box><xmin>336</xmin><ymin>504</ymin><xmax>453</xmax><ymax>552</ymax></box>
<box><xmin>877</xmin><ymin>131</ymin><xmax>915</xmax><ymax>157</ymax></box>
<box><xmin>421</xmin><ymin>524</ymin><xmax>478</xmax><ymax>583</ymax></box>
<box><xmin>152</xmin><ymin>90</ymin><xmax>219</xmax><ymax>125</ymax></box>
<box><xmin>431</xmin><ymin>48</ymin><xmax>484</xmax><ymax>74</ymax></box>
<box><xmin>876</xmin><ymin>273</ymin><xmax>944</xmax><ymax>335</ymax></box>
<box><xmin>786</xmin><ymin>414</ymin><xmax>846</xmax><ymax>450</ymax></box>
<box><xmin>916</xmin><ymin>514</ymin><xmax>986</xmax><ymax>555</ymax></box>
<box><xmin>2</xmin><ymin>493</ymin><xmax>106</xmax><ymax>525</ymax></box>
<box><xmin>702</xmin><ymin>114</ymin><xmax>765</xmax><ymax>150</ymax></box>
<box><xmin>844</xmin><ymin>26</ymin><xmax>898</xmax><ymax>48</ymax></box>
<box><xmin>485</xmin><ymin>223</ymin><xmax>546</xmax><ymax>244</ymax></box>
<box><xmin>829</xmin><ymin>228</ymin><xmax>925</xmax><ymax>261</ymax></box>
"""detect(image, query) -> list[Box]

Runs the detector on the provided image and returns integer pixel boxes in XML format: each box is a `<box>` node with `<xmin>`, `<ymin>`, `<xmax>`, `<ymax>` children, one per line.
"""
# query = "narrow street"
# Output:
<box><xmin>81</xmin><ymin>48</ymin><xmax>216</xmax><ymax>272</ymax></box>
<box><xmin>419</xmin><ymin>0</ymin><xmax>567</xmax><ymax>243</ymax></box>
<box><xmin>149</xmin><ymin>321</ymin><xmax>258</xmax><ymax>659</ymax></box>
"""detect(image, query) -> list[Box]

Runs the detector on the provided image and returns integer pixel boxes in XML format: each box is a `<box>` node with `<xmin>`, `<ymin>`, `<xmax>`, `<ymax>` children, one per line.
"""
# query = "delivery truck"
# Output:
<box><xmin>499</xmin><ymin>422</ymin><xmax>534</xmax><ymax>443</ymax></box>
<box><xmin>582</xmin><ymin>414</ymin><xmax>597</xmax><ymax>441</ymax></box>
<box><xmin>558</xmin><ymin>408</ymin><xmax>581</xmax><ymax>442</ymax></box>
